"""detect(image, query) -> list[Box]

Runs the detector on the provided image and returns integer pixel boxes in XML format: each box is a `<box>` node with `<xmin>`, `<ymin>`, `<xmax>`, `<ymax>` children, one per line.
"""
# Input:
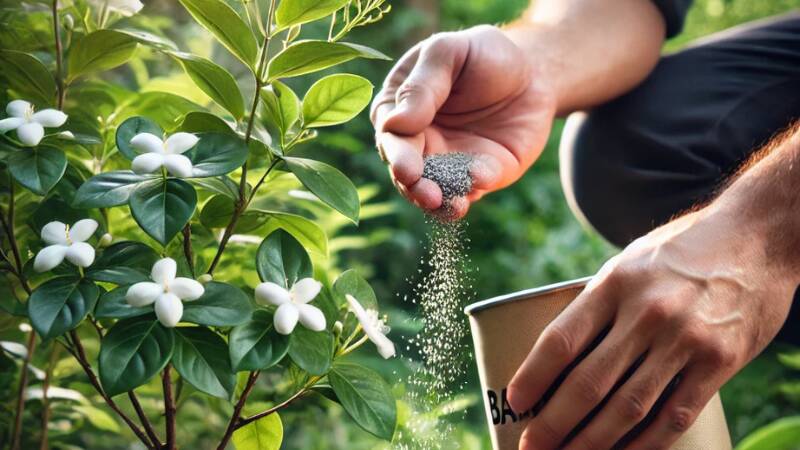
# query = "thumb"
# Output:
<box><xmin>382</xmin><ymin>34</ymin><xmax>466</xmax><ymax>136</ymax></box>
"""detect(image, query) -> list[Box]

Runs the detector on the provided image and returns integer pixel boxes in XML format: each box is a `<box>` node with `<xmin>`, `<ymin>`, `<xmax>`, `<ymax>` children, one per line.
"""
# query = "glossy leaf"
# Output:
<box><xmin>178</xmin><ymin>112</ymin><xmax>235</xmax><ymax>134</ymax></box>
<box><xmin>229</xmin><ymin>310</ymin><xmax>290</xmax><ymax>371</ymax></box>
<box><xmin>87</xmin><ymin>242</ymin><xmax>159</xmax><ymax>284</ymax></box>
<box><xmin>115</xmin><ymin>28</ymin><xmax>178</xmax><ymax>51</ymax></box>
<box><xmin>260</xmin><ymin>81</ymin><xmax>300</xmax><ymax>135</ymax></box>
<box><xmin>95</xmin><ymin>286</ymin><xmax>151</xmax><ymax>320</ymax></box>
<box><xmin>0</xmin><ymin>50</ymin><xmax>56</xmax><ymax>105</ymax></box>
<box><xmin>8</xmin><ymin>146</ymin><xmax>67</xmax><ymax>196</ymax></box>
<box><xmin>173</xmin><ymin>327</ymin><xmax>236</xmax><ymax>399</ymax></box>
<box><xmin>284</xmin><ymin>157</ymin><xmax>359</xmax><ymax>223</ymax></box>
<box><xmin>302</xmin><ymin>74</ymin><xmax>373</xmax><ymax>127</ymax></box>
<box><xmin>99</xmin><ymin>317</ymin><xmax>174</xmax><ymax>397</ymax></box>
<box><xmin>200</xmin><ymin>195</ymin><xmax>266</xmax><ymax>232</ymax></box>
<box><xmin>115</xmin><ymin>116</ymin><xmax>163</xmax><ymax>161</ymax></box>
<box><xmin>333</xmin><ymin>269</ymin><xmax>377</xmax><ymax>310</ymax></box>
<box><xmin>267</xmin><ymin>41</ymin><xmax>390</xmax><ymax>80</ymax></box>
<box><xmin>73</xmin><ymin>171</ymin><xmax>152</xmax><ymax>208</ymax></box>
<box><xmin>171</xmin><ymin>51</ymin><xmax>245</xmax><ymax>119</ymax></box>
<box><xmin>182</xmin><ymin>281</ymin><xmax>253</xmax><ymax>326</ymax></box>
<box><xmin>186</xmin><ymin>133</ymin><xmax>249</xmax><ymax>177</ymax></box>
<box><xmin>259</xmin><ymin>211</ymin><xmax>327</xmax><ymax>255</ymax></box>
<box><xmin>256</xmin><ymin>229</ymin><xmax>312</xmax><ymax>288</ymax></box>
<box><xmin>67</xmin><ymin>30</ymin><xmax>139</xmax><ymax>83</ymax></box>
<box><xmin>736</xmin><ymin>416</ymin><xmax>800</xmax><ymax>450</ymax></box>
<box><xmin>288</xmin><ymin>327</ymin><xmax>333</xmax><ymax>376</ymax></box>
<box><xmin>178</xmin><ymin>0</ymin><xmax>259</xmax><ymax>68</ymax></box>
<box><xmin>232</xmin><ymin>412</ymin><xmax>283</xmax><ymax>450</ymax></box>
<box><xmin>275</xmin><ymin>0</ymin><xmax>348</xmax><ymax>30</ymax></box>
<box><xmin>129</xmin><ymin>178</ymin><xmax>197</xmax><ymax>246</ymax></box>
<box><xmin>328</xmin><ymin>361</ymin><xmax>397</xmax><ymax>440</ymax></box>
<box><xmin>27</xmin><ymin>277</ymin><xmax>99</xmax><ymax>340</ymax></box>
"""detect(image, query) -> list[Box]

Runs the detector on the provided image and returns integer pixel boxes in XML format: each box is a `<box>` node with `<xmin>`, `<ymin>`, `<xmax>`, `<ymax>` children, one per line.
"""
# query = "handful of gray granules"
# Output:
<box><xmin>422</xmin><ymin>153</ymin><xmax>473</xmax><ymax>202</ymax></box>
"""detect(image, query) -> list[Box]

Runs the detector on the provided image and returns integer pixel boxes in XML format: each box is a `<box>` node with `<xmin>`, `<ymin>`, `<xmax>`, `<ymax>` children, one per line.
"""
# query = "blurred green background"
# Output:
<box><xmin>2</xmin><ymin>0</ymin><xmax>800</xmax><ymax>448</ymax></box>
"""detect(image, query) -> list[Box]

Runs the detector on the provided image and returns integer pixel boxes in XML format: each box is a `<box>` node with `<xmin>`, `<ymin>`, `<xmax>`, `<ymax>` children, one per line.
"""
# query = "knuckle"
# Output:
<box><xmin>535</xmin><ymin>416</ymin><xmax>563</xmax><ymax>446</ymax></box>
<box><xmin>570</xmin><ymin>432</ymin><xmax>599</xmax><ymax>450</ymax></box>
<box><xmin>424</xmin><ymin>32</ymin><xmax>456</xmax><ymax>55</ymax></box>
<box><xmin>571</xmin><ymin>369</ymin><xmax>607</xmax><ymax>405</ymax></box>
<box><xmin>638</xmin><ymin>300</ymin><xmax>675</xmax><ymax>326</ymax></box>
<box><xmin>615</xmin><ymin>390</ymin><xmax>649</xmax><ymax>422</ymax></box>
<box><xmin>704</xmin><ymin>343</ymin><xmax>737</xmax><ymax>369</ymax></box>
<box><xmin>396</xmin><ymin>80</ymin><xmax>429</xmax><ymax>101</ymax></box>
<box><xmin>666</xmin><ymin>405</ymin><xmax>697</xmax><ymax>433</ymax></box>
<box><xmin>679</xmin><ymin>322</ymin><xmax>710</xmax><ymax>348</ymax></box>
<box><xmin>538</xmin><ymin>325</ymin><xmax>576</xmax><ymax>361</ymax></box>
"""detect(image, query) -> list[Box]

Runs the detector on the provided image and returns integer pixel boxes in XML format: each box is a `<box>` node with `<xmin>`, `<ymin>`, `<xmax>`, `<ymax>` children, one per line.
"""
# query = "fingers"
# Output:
<box><xmin>377</xmin><ymin>132</ymin><xmax>424</xmax><ymax>186</ymax></box>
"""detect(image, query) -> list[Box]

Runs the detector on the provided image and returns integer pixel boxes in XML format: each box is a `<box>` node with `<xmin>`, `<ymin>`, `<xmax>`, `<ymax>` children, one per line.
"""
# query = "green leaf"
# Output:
<box><xmin>73</xmin><ymin>405</ymin><xmax>121</xmax><ymax>433</ymax></box>
<box><xmin>73</xmin><ymin>171</ymin><xmax>152</xmax><ymax>208</ymax></box>
<box><xmin>178</xmin><ymin>112</ymin><xmax>235</xmax><ymax>134</ymax></box>
<box><xmin>99</xmin><ymin>316</ymin><xmax>174</xmax><ymax>397</ymax></box>
<box><xmin>232</xmin><ymin>412</ymin><xmax>283</xmax><ymax>450</ymax></box>
<box><xmin>260</xmin><ymin>81</ymin><xmax>300</xmax><ymax>135</ymax></box>
<box><xmin>186</xmin><ymin>133</ymin><xmax>249</xmax><ymax>177</ymax></box>
<box><xmin>170</xmin><ymin>51</ymin><xmax>245</xmax><ymax>119</ymax></box>
<box><xmin>87</xmin><ymin>242</ymin><xmax>159</xmax><ymax>284</ymax></box>
<box><xmin>0</xmin><ymin>50</ymin><xmax>56</xmax><ymax>105</ymax></box>
<box><xmin>779</xmin><ymin>352</ymin><xmax>800</xmax><ymax>371</ymax></box>
<box><xmin>333</xmin><ymin>269</ymin><xmax>377</xmax><ymax>310</ymax></box>
<box><xmin>115</xmin><ymin>116</ymin><xmax>163</xmax><ymax>161</ymax></box>
<box><xmin>267</xmin><ymin>41</ymin><xmax>390</xmax><ymax>80</ymax></box>
<box><xmin>256</xmin><ymin>229</ymin><xmax>312</xmax><ymax>289</ymax></box>
<box><xmin>275</xmin><ymin>0</ymin><xmax>348</xmax><ymax>30</ymax></box>
<box><xmin>129</xmin><ymin>178</ymin><xmax>197</xmax><ymax>246</ymax></box>
<box><xmin>191</xmin><ymin>176</ymin><xmax>240</xmax><ymax>200</ymax></box>
<box><xmin>229</xmin><ymin>310</ymin><xmax>290</xmax><ymax>372</ymax></box>
<box><xmin>173</xmin><ymin>327</ymin><xmax>236</xmax><ymax>399</ymax></box>
<box><xmin>200</xmin><ymin>195</ymin><xmax>266</xmax><ymax>232</ymax></box>
<box><xmin>182</xmin><ymin>281</ymin><xmax>253</xmax><ymax>326</ymax></box>
<box><xmin>302</xmin><ymin>74</ymin><xmax>373</xmax><ymax>128</ymax></box>
<box><xmin>8</xmin><ymin>147</ymin><xmax>67</xmax><ymax>196</ymax></box>
<box><xmin>259</xmin><ymin>211</ymin><xmax>327</xmax><ymax>255</ymax></box>
<box><xmin>736</xmin><ymin>416</ymin><xmax>800</xmax><ymax>450</ymax></box>
<box><xmin>288</xmin><ymin>327</ymin><xmax>333</xmax><ymax>376</ymax></box>
<box><xmin>67</xmin><ymin>30</ymin><xmax>139</xmax><ymax>83</ymax></box>
<box><xmin>284</xmin><ymin>157</ymin><xmax>359</xmax><ymax>223</ymax></box>
<box><xmin>27</xmin><ymin>277</ymin><xmax>99</xmax><ymax>340</ymax></box>
<box><xmin>328</xmin><ymin>361</ymin><xmax>396</xmax><ymax>440</ymax></box>
<box><xmin>95</xmin><ymin>286</ymin><xmax>151</xmax><ymax>320</ymax></box>
<box><xmin>178</xmin><ymin>0</ymin><xmax>259</xmax><ymax>68</ymax></box>
<box><xmin>114</xmin><ymin>28</ymin><xmax>178</xmax><ymax>51</ymax></box>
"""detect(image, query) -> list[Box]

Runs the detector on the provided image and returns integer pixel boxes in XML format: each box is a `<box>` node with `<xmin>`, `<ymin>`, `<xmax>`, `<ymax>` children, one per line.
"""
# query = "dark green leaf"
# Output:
<box><xmin>27</xmin><ymin>277</ymin><xmax>99</xmax><ymax>340</ymax></box>
<box><xmin>8</xmin><ymin>146</ymin><xmax>67</xmax><ymax>196</ymax></box>
<box><xmin>129</xmin><ymin>178</ymin><xmax>197</xmax><ymax>246</ymax></box>
<box><xmin>0</xmin><ymin>274</ymin><xmax>25</xmax><ymax>316</ymax></box>
<box><xmin>95</xmin><ymin>286</ymin><xmax>151</xmax><ymax>320</ymax></box>
<box><xmin>0</xmin><ymin>50</ymin><xmax>56</xmax><ymax>105</ymax></box>
<box><xmin>182</xmin><ymin>281</ymin><xmax>253</xmax><ymax>326</ymax></box>
<box><xmin>256</xmin><ymin>229</ymin><xmax>312</xmax><ymax>289</ymax></box>
<box><xmin>186</xmin><ymin>133</ymin><xmax>249</xmax><ymax>177</ymax></box>
<box><xmin>260</xmin><ymin>81</ymin><xmax>300</xmax><ymax>135</ymax></box>
<box><xmin>99</xmin><ymin>316</ymin><xmax>174</xmax><ymax>397</ymax></box>
<box><xmin>115</xmin><ymin>116</ymin><xmax>163</xmax><ymax>161</ymax></box>
<box><xmin>87</xmin><ymin>241</ymin><xmax>159</xmax><ymax>284</ymax></box>
<box><xmin>288</xmin><ymin>327</ymin><xmax>333</xmax><ymax>376</ymax></box>
<box><xmin>191</xmin><ymin>176</ymin><xmax>240</xmax><ymax>200</ymax></box>
<box><xmin>267</xmin><ymin>41</ymin><xmax>390</xmax><ymax>80</ymax></box>
<box><xmin>302</xmin><ymin>74</ymin><xmax>373</xmax><ymax>127</ymax></box>
<box><xmin>178</xmin><ymin>112</ymin><xmax>235</xmax><ymax>134</ymax></box>
<box><xmin>284</xmin><ymin>157</ymin><xmax>359</xmax><ymax>223</ymax></box>
<box><xmin>328</xmin><ymin>361</ymin><xmax>396</xmax><ymax>440</ymax></box>
<box><xmin>229</xmin><ymin>310</ymin><xmax>290</xmax><ymax>371</ymax></box>
<box><xmin>171</xmin><ymin>52</ymin><xmax>245</xmax><ymax>119</ymax></box>
<box><xmin>173</xmin><ymin>327</ymin><xmax>236</xmax><ymax>399</ymax></box>
<box><xmin>73</xmin><ymin>171</ymin><xmax>152</xmax><ymax>208</ymax></box>
<box><xmin>178</xmin><ymin>0</ymin><xmax>259</xmax><ymax>68</ymax></box>
<box><xmin>67</xmin><ymin>30</ymin><xmax>138</xmax><ymax>83</ymax></box>
<box><xmin>200</xmin><ymin>195</ymin><xmax>266</xmax><ymax>232</ymax></box>
<box><xmin>333</xmin><ymin>269</ymin><xmax>377</xmax><ymax>310</ymax></box>
<box><xmin>275</xmin><ymin>0</ymin><xmax>348</xmax><ymax>30</ymax></box>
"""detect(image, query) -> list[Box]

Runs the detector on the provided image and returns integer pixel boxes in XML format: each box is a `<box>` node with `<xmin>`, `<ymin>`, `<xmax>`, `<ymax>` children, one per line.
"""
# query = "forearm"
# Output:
<box><xmin>503</xmin><ymin>0</ymin><xmax>666</xmax><ymax>116</ymax></box>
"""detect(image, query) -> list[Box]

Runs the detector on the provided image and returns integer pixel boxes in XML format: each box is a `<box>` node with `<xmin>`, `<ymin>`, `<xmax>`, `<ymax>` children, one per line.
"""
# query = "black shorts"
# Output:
<box><xmin>559</xmin><ymin>12</ymin><xmax>800</xmax><ymax>344</ymax></box>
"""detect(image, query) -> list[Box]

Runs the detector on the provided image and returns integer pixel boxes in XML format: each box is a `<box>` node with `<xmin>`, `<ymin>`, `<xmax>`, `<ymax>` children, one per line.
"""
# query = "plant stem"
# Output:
<box><xmin>162</xmin><ymin>364</ymin><xmax>176</xmax><ymax>450</ymax></box>
<box><xmin>235</xmin><ymin>376</ymin><xmax>320</xmax><ymax>430</ymax></box>
<box><xmin>1</xmin><ymin>181</ymin><xmax>31</xmax><ymax>294</ymax></box>
<box><xmin>10</xmin><ymin>330</ymin><xmax>36</xmax><ymax>450</ymax></box>
<box><xmin>129</xmin><ymin>391</ymin><xmax>162</xmax><ymax>449</ymax></box>
<box><xmin>181</xmin><ymin>224</ymin><xmax>195</xmax><ymax>277</ymax></box>
<box><xmin>51</xmin><ymin>0</ymin><xmax>65</xmax><ymax>109</ymax></box>
<box><xmin>215</xmin><ymin>371</ymin><xmax>260</xmax><ymax>450</ymax></box>
<box><xmin>68</xmin><ymin>331</ymin><xmax>154</xmax><ymax>449</ymax></box>
<box><xmin>38</xmin><ymin>344</ymin><xmax>60</xmax><ymax>450</ymax></box>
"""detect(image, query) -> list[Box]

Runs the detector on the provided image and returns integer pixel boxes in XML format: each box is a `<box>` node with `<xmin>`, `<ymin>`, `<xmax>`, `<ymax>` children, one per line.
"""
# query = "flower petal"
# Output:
<box><xmin>16</xmin><ymin>122</ymin><xmax>44</xmax><ymax>146</ymax></box>
<box><xmin>69</xmin><ymin>218</ymin><xmax>99</xmax><ymax>242</ymax></box>
<box><xmin>131</xmin><ymin>153</ymin><xmax>164</xmax><ymax>174</ymax></box>
<box><xmin>126</xmin><ymin>282</ymin><xmax>162</xmax><ymax>307</ymax></box>
<box><xmin>164</xmin><ymin>132</ymin><xmax>198</xmax><ymax>154</ymax></box>
<box><xmin>345</xmin><ymin>294</ymin><xmax>369</xmax><ymax>322</ymax></box>
<box><xmin>290</xmin><ymin>278</ymin><xmax>322</xmax><ymax>304</ymax></box>
<box><xmin>6</xmin><ymin>100</ymin><xmax>31</xmax><ymax>118</ymax></box>
<box><xmin>130</xmin><ymin>132</ymin><xmax>164</xmax><ymax>154</ymax></box>
<box><xmin>33</xmin><ymin>245</ymin><xmax>67</xmax><ymax>272</ymax></box>
<box><xmin>254</xmin><ymin>282</ymin><xmax>291</xmax><ymax>306</ymax></box>
<box><xmin>41</xmin><ymin>221</ymin><xmax>68</xmax><ymax>245</ymax></box>
<box><xmin>155</xmin><ymin>293</ymin><xmax>183</xmax><ymax>328</ymax></box>
<box><xmin>297</xmin><ymin>304</ymin><xmax>326</xmax><ymax>332</ymax></box>
<box><xmin>65</xmin><ymin>242</ymin><xmax>96</xmax><ymax>267</ymax></box>
<box><xmin>32</xmin><ymin>109</ymin><xmax>67</xmax><ymax>127</ymax></box>
<box><xmin>152</xmin><ymin>258</ymin><xmax>177</xmax><ymax>286</ymax></box>
<box><xmin>274</xmin><ymin>303</ymin><xmax>299</xmax><ymax>335</ymax></box>
<box><xmin>108</xmin><ymin>0</ymin><xmax>144</xmax><ymax>16</ymax></box>
<box><xmin>163</xmin><ymin>154</ymin><xmax>193</xmax><ymax>178</ymax></box>
<box><xmin>0</xmin><ymin>117</ymin><xmax>24</xmax><ymax>134</ymax></box>
<box><xmin>373</xmin><ymin>333</ymin><xmax>396</xmax><ymax>359</ymax></box>
<box><xmin>170</xmin><ymin>277</ymin><xmax>204</xmax><ymax>301</ymax></box>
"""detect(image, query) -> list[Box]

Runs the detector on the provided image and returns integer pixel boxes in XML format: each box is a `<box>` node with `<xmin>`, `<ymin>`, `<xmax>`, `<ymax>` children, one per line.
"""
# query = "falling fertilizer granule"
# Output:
<box><xmin>396</xmin><ymin>154</ymin><xmax>476</xmax><ymax>449</ymax></box>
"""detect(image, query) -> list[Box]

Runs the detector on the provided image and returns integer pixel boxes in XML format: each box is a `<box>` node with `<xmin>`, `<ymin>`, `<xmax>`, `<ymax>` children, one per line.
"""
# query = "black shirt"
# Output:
<box><xmin>652</xmin><ymin>0</ymin><xmax>693</xmax><ymax>37</ymax></box>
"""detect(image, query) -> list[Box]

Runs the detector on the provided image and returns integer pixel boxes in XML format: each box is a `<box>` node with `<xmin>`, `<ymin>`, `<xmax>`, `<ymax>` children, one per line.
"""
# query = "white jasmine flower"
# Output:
<box><xmin>126</xmin><ymin>258</ymin><xmax>204</xmax><ymax>328</ymax></box>
<box><xmin>88</xmin><ymin>0</ymin><xmax>144</xmax><ymax>16</ymax></box>
<box><xmin>57</xmin><ymin>130</ymin><xmax>75</xmax><ymax>140</ymax></box>
<box><xmin>129</xmin><ymin>132</ymin><xmax>198</xmax><ymax>178</ymax></box>
<box><xmin>0</xmin><ymin>100</ymin><xmax>68</xmax><ymax>147</ymax></box>
<box><xmin>34</xmin><ymin>219</ymin><xmax>98</xmax><ymax>272</ymax></box>
<box><xmin>255</xmin><ymin>278</ymin><xmax>326</xmax><ymax>335</ymax></box>
<box><xmin>98</xmin><ymin>233</ymin><xmax>113</xmax><ymax>248</ymax></box>
<box><xmin>345</xmin><ymin>294</ymin><xmax>395</xmax><ymax>359</ymax></box>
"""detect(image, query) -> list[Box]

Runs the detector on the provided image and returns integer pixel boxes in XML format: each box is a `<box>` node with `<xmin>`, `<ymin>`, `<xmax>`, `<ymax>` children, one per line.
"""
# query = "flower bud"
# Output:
<box><xmin>198</xmin><ymin>274</ymin><xmax>213</xmax><ymax>285</ymax></box>
<box><xmin>98</xmin><ymin>233</ymin><xmax>113</xmax><ymax>248</ymax></box>
<box><xmin>63</xmin><ymin>14</ymin><xmax>74</xmax><ymax>31</ymax></box>
<box><xmin>333</xmin><ymin>320</ymin><xmax>343</xmax><ymax>335</ymax></box>
<box><xmin>19</xmin><ymin>323</ymin><xmax>32</xmax><ymax>333</ymax></box>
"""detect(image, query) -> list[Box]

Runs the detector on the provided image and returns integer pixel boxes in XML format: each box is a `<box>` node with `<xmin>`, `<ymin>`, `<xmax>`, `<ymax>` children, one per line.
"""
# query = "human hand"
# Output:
<box><xmin>507</xmin><ymin>203</ymin><xmax>796</xmax><ymax>449</ymax></box>
<box><xmin>371</xmin><ymin>25</ymin><xmax>556</xmax><ymax>218</ymax></box>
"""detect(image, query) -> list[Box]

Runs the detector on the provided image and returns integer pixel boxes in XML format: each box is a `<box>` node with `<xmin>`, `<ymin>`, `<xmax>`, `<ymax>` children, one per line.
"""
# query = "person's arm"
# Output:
<box><xmin>508</xmin><ymin>123</ymin><xmax>800</xmax><ymax>449</ymax></box>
